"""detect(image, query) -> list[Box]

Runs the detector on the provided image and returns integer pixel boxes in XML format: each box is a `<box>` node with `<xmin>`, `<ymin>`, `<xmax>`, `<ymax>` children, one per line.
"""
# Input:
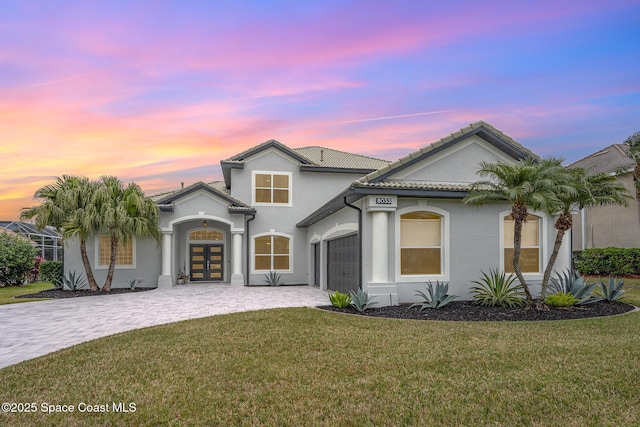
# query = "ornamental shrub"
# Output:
<box><xmin>0</xmin><ymin>232</ymin><xmax>38</xmax><ymax>287</ymax></box>
<box><xmin>573</xmin><ymin>248</ymin><xmax>640</xmax><ymax>276</ymax></box>
<box><xmin>40</xmin><ymin>261</ymin><xmax>63</xmax><ymax>285</ymax></box>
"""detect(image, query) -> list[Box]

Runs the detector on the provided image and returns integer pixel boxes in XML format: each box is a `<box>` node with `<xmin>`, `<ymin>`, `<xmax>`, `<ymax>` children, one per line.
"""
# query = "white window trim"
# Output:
<box><xmin>95</xmin><ymin>235</ymin><xmax>136</xmax><ymax>270</ymax></box>
<box><xmin>395</xmin><ymin>205</ymin><xmax>450</xmax><ymax>282</ymax></box>
<box><xmin>251</xmin><ymin>231</ymin><xmax>293</xmax><ymax>274</ymax></box>
<box><xmin>251</xmin><ymin>170</ymin><xmax>293</xmax><ymax>207</ymax></box>
<box><xmin>499</xmin><ymin>210</ymin><xmax>547</xmax><ymax>280</ymax></box>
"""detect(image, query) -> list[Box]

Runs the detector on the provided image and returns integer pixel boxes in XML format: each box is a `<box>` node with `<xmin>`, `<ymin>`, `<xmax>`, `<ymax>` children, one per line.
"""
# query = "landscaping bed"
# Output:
<box><xmin>16</xmin><ymin>287</ymin><xmax>156</xmax><ymax>299</ymax></box>
<box><xmin>320</xmin><ymin>300</ymin><xmax>635</xmax><ymax>321</ymax></box>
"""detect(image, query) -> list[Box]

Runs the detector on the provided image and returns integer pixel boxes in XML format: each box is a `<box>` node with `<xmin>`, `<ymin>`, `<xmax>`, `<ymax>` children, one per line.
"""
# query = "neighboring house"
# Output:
<box><xmin>63</xmin><ymin>121</ymin><xmax>571</xmax><ymax>305</ymax></box>
<box><xmin>0</xmin><ymin>221</ymin><xmax>63</xmax><ymax>261</ymax></box>
<box><xmin>569</xmin><ymin>144</ymin><xmax>640</xmax><ymax>250</ymax></box>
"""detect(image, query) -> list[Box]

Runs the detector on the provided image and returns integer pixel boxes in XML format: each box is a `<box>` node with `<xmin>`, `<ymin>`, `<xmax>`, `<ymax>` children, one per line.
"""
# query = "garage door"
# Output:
<box><xmin>327</xmin><ymin>234</ymin><xmax>359</xmax><ymax>293</ymax></box>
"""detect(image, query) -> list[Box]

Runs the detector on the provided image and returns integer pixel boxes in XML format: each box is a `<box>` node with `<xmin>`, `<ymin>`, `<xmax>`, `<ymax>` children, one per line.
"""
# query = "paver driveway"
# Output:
<box><xmin>0</xmin><ymin>284</ymin><xmax>329</xmax><ymax>369</ymax></box>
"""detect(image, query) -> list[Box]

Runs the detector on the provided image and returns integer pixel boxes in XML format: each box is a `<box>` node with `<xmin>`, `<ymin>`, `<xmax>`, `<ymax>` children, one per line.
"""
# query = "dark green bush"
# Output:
<box><xmin>40</xmin><ymin>261</ymin><xmax>63</xmax><ymax>285</ymax></box>
<box><xmin>573</xmin><ymin>248</ymin><xmax>640</xmax><ymax>276</ymax></box>
<box><xmin>0</xmin><ymin>232</ymin><xmax>38</xmax><ymax>286</ymax></box>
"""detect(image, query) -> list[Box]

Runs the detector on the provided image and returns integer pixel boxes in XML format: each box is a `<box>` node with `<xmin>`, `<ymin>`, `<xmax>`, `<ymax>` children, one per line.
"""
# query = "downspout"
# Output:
<box><xmin>343</xmin><ymin>196</ymin><xmax>363</xmax><ymax>290</ymax></box>
<box><xmin>245</xmin><ymin>214</ymin><xmax>256</xmax><ymax>285</ymax></box>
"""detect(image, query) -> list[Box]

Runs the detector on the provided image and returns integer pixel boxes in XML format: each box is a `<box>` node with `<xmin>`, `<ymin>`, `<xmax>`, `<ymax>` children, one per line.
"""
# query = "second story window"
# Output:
<box><xmin>253</xmin><ymin>171</ymin><xmax>291</xmax><ymax>205</ymax></box>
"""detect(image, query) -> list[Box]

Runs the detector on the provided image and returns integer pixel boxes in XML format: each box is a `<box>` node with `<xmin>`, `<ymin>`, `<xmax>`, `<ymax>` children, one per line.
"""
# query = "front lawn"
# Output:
<box><xmin>0</xmin><ymin>307</ymin><xmax>639</xmax><ymax>426</ymax></box>
<box><xmin>0</xmin><ymin>282</ymin><xmax>53</xmax><ymax>305</ymax></box>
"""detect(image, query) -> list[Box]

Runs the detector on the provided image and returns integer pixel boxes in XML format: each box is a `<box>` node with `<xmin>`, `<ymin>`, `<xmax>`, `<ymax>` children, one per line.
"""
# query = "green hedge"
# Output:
<box><xmin>573</xmin><ymin>248</ymin><xmax>640</xmax><ymax>276</ymax></box>
<box><xmin>40</xmin><ymin>261</ymin><xmax>63</xmax><ymax>285</ymax></box>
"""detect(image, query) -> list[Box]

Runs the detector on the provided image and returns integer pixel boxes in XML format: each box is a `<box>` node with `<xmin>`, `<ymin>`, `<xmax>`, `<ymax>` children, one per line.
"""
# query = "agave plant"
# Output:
<box><xmin>263</xmin><ymin>271</ymin><xmax>283</xmax><ymax>286</ymax></box>
<box><xmin>549</xmin><ymin>269</ymin><xmax>600</xmax><ymax>305</ymax></box>
<box><xmin>62</xmin><ymin>270</ymin><xmax>88</xmax><ymax>291</ymax></box>
<box><xmin>410</xmin><ymin>281</ymin><xmax>457</xmax><ymax>310</ymax></box>
<box><xmin>598</xmin><ymin>277</ymin><xmax>626</xmax><ymax>302</ymax></box>
<box><xmin>349</xmin><ymin>289</ymin><xmax>377</xmax><ymax>313</ymax></box>
<box><xmin>471</xmin><ymin>269</ymin><xmax>525</xmax><ymax>307</ymax></box>
<box><xmin>329</xmin><ymin>291</ymin><xmax>352</xmax><ymax>308</ymax></box>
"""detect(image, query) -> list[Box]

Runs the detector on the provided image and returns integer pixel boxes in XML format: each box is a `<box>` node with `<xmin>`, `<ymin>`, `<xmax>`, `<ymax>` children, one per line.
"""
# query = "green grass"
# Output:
<box><xmin>0</xmin><ymin>282</ymin><xmax>53</xmax><ymax>305</ymax></box>
<box><xmin>1</xmin><ymin>307</ymin><xmax>639</xmax><ymax>426</ymax></box>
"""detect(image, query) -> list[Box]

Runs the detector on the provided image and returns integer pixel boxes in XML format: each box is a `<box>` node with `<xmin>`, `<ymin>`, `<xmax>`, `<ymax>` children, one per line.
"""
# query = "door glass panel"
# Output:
<box><xmin>192</xmin><ymin>255</ymin><xmax>204</xmax><ymax>261</ymax></box>
<box><xmin>192</xmin><ymin>247</ymin><xmax>204</xmax><ymax>253</ymax></box>
<box><xmin>211</xmin><ymin>246</ymin><xmax>222</xmax><ymax>253</ymax></box>
<box><xmin>210</xmin><ymin>272</ymin><xmax>222</xmax><ymax>279</ymax></box>
<box><xmin>192</xmin><ymin>264</ymin><xmax>204</xmax><ymax>269</ymax></box>
<box><xmin>211</xmin><ymin>255</ymin><xmax>221</xmax><ymax>261</ymax></box>
<box><xmin>192</xmin><ymin>273</ymin><xmax>204</xmax><ymax>279</ymax></box>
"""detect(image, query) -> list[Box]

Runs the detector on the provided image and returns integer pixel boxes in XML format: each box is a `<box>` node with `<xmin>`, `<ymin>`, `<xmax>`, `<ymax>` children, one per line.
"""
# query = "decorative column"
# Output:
<box><xmin>371</xmin><ymin>211</ymin><xmax>389</xmax><ymax>282</ymax></box>
<box><xmin>230</xmin><ymin>230</ymin><xmax>244</xmax><ymax>285</ymax></box>
<box><xmin>157</xmin><ymin>230</ymin><xmax>173</xmax><ymax>288</ymax></box>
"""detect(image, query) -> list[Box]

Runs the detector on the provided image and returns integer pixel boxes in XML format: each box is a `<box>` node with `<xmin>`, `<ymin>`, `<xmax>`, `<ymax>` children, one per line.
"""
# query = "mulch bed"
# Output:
<box><xmin>16</xmin><ymin>287</ymin><xmax>156</xmax><ymax>299</ymax></box>
<box><xmin>320</xmin><ymin>300</ymin><xmax>636</xmax><ymax>321</ymax></box>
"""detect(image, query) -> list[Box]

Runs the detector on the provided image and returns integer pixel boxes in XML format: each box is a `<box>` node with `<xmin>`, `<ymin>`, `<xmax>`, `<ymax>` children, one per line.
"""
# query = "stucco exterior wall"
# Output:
<box><xmin>63</xmin><ymin>236</ymin><xmax>161</xmax><ymax>289</ymax></box>
<box><xmin>572</xmin><ymin>174</ymin><xmax>640</xmax><ymax>250</ymax></box>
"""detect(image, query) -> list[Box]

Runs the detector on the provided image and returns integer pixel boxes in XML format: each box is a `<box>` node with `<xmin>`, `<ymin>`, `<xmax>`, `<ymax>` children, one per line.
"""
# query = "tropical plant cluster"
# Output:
<box><xmin>21</xmin><ymin>175</ymin><xmax>161</xmax><ymax>292</ymax></box>
<box><xmin>471</xmin><ymin>269</ymin><xmax>525</xmax><ymax>307</ymax></box>
<box><xmin>574</xmin><ymin>248</ymin><xmax>640</xmax><ymax>276</ymax></box>
<box><xmin>463</xmin><ymin>153</ymin><xmax>631</xmax><ymax>309</ymax></box>
<box><xmin>0</xmin><ymin>232</ymin><xmax>38</xmax><ymax>287</ymax></box>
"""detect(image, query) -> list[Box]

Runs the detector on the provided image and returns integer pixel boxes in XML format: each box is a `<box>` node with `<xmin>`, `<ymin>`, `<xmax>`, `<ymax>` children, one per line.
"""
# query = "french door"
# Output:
<box><xmin>190</xmin><ymin>244</ymin><xmax>223</xmax><ymax>282</ymax></box>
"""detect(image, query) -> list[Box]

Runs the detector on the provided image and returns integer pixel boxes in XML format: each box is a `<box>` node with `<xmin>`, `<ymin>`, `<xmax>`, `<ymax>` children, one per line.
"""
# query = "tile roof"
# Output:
<box><xmin>293</xmin><ymin>146</ymin><xmax>390</xmax><ymax>170</ymax></box>
<box><xmin>568</xmin><ymin>144</ymin><xmax>633</xmax><ymax>175</ymax></box>
<box><xmin>149</xmin><ymin>181</ymin><xmax>229</xmax><ymax>202</ymax></box>
<box><xmin>355</xmin><ymin>120</ymin><xmax>539</xmax><ymax>185</ymax></box>
<box><xmin>354</xmin><ymin>181</ymin><xmax>474</xmax><ymax>192</ymax></box>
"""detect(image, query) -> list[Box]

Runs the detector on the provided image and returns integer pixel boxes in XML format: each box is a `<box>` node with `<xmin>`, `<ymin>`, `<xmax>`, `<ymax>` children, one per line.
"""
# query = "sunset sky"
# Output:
<box><xmin>1</xmin><ymin>1</ymin><xmax>639</xmax><ymax>219</ymax></box>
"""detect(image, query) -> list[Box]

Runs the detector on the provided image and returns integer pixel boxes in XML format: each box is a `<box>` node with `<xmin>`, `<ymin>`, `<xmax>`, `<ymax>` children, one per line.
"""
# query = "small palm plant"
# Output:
<box><xmin>62</xmin><ymin>270</ymin><xmax>88</xmax><ymax>291</ymax></box>
<box><xmin>471</xmin><ymin>269</ymin><xmax>525</xmax><ymax>307</ymax></box>
<box><xmin>410</xmin><ymin>281</ymin><xmax>457</xmax><ymax>310</ymax></box>
<box><xmin>329</xmin><ymin>291</ymin><xmax>351</xmax><ymax>309</ymax></box>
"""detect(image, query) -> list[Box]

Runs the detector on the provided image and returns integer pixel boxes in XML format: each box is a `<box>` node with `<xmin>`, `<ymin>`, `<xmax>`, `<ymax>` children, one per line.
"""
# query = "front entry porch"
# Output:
<box><xmin>157</xmin><ymin>215</ymin><xmax>246</xmax><ymax>288</ymax></box>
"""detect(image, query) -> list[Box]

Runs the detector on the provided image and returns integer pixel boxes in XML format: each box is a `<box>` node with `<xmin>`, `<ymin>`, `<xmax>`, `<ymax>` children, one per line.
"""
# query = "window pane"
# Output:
<box><xmin>255</xmin><ymin>255</ymin><xmax>271</xmax><ymax>270</ymax></box>
<box><xmin>401</xmin><ymin>217</ymin><xmax>441</xmax><ymax>246</ymax></box>
<box><xmin>273</xmin><ymin>236</ymin><xmax>289</xmax><ymax>254</ymax></box>
<box><xmin>256</xmin><ymin>189</ymin><xmax>272</xmax><ymax>203</ymax></box>
<box><xmin>400</xmin><ymin>248</ymin><xmax>441</xmax><ymax>275</ymax></box>
<box><xmin>255</xmin><ymin>174</ymin><xmax>271</xmax><ymax>187</ymax></box>
<box><xmin>273</xmin><ymin>189</ymin><xmax>289</xmax><ymax>204</ymax></box>
<box><xmin>273</xmin><ymin>174</ymin><xmax>289</xmax><ymax>189</ymax></box>
<box><xmin>504</xmin><ymin>248</ymin><xmax>540</xmax><ymax>273</ymax></box>
<box><xmin>504</xmin><ymin>215</ymin><xmax>539</xmax><ymax>246</ymax></box>
<box><xmin>255</xmin><ymin>236</ymin><xmax>271</xmax><ymax>254</ymax></box>
<box><xmin>274</xmin><ymin>255</ymin><xmax>289</xmax><ymax>270</ymax></box>
<box><xmin>99</xmin><ymin>235</ymin><xmax>132</xmax><ymax>266</ymax></box>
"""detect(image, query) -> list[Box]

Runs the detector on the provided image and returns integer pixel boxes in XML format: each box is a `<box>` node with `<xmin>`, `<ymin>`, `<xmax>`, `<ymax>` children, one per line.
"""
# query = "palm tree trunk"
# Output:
<box><xmin>102</xmin><ymin>234</ymin><xmax>118</xmax><ymax>292</ymax></box>
<box><xmin>635</xmin><ymin>165</ymin><xmax>640</xmax><ymax>232</ymax></box>
<box><xmin>537</xmin><ymin>230</ymin><xmax>567</xmax><ymax>311</ymax></box>
<box><xmin>79</xmin><ymin>239</ymin><xmax>99</xmax><ymax>291</ymax></box>
<box><xmin>511</xmin><ymin>205</ymin><xmax>533</xmax><ymax>304</ymax></box>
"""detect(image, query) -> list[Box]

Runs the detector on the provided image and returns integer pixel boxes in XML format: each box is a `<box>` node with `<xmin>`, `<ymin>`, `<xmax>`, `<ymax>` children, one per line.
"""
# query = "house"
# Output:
<box><xmin>569</xmin><ymin>144</ymin><xmax>640</xmax><ymax>250</ymax></box>
<box><xmin>0</xmin><ymin>221</ymin><xmax>63</xmax><ymax>261</ymax></box>
<box><xmin>63</xmin><ymin>121</ymin><xmax>572</xmax><ymax>305</ymax></box>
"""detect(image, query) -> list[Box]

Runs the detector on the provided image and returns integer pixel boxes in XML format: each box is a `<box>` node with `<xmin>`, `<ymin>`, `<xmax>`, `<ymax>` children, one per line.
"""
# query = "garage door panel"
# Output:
<box><xmin>327</xmin><ymin>234</ymin><xmax>359</xmax><ymax>293</ymax></box>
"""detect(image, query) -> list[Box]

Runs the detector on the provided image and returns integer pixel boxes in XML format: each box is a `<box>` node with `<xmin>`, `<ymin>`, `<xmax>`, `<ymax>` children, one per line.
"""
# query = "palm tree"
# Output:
<box><xmin>539</xmin><ymin>168</ymin><xmax>631</xmax><ymax>301</ymax></box>
<box><xmin>21</xmin><ymin>175</ymin><xmax>102</xmax><ymax>291</ymax></box>
<box><xmin>623</xmin><ymin>130</ymin><xmax>640</xmax><ymax>231</ymax></box>
<box><xmin>95</xmin><ymin>176</ymin><xmax>161</xmax><ymax>292</ymax></box>
<box><xmin>463</xmin><ymin>158</ymin><xmax>571</xmax><ymax>305</ymax></box>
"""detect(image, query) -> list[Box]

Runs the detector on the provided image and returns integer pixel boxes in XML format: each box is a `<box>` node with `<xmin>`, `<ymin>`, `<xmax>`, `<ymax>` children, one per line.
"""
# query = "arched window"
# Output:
<box><xmin>503</xmin><ymin>214</ymin><xmax>541</xmax><ymax>273</ymax></box>
<box><xmin>400</xmin><ymin>211</ymin><xmax>442</xmax><ymax>275</ymax></box>
<box><xmin>253</xmin><ymin>234</ymin><xmax>291</xmax><ymax>272</ymax></box>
